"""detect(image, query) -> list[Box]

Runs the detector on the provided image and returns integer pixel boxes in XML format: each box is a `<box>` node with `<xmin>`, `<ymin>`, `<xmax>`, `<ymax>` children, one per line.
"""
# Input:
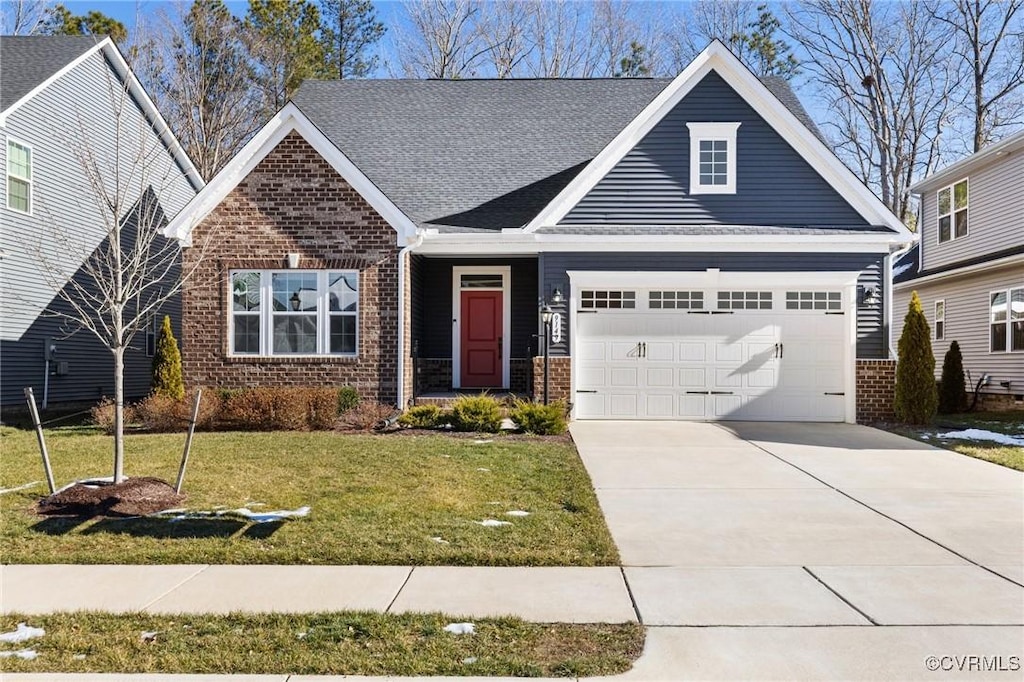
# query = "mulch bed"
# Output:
<box><xmin>37</xmin><ymin>477</ymin><xmax>185</xmax><ymax>517</ymax></box>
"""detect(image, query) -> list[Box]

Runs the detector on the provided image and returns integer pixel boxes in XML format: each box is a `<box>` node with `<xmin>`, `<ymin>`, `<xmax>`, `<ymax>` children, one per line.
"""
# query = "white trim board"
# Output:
<box><xmin>163</xmin><ymin>102</ymin><xmax>418</xmax><ymax>247</ymax></box>
<box><xmin>0</xmin><ymin>37</ymin><xmax>204</xmax><ymax>191</ymax></box>
<box><xmin>451</xmin><ymin>265</ymin><xmax>512</xmax><ymax>390</ymax></box>
<box><xmin>566</xmin><ymin>269</ymin><xmax>863</xmax><ymax>290</ymax></box>
<box><xmin>522</xmin><ymin>40</ymin><xmax>912</xmax><ymax>240</ymax></box>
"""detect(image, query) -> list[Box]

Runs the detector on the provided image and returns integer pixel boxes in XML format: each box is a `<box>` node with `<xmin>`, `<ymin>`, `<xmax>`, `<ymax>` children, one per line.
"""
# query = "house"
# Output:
<box><xmin>893</xmin><ymin>130</ymin><xmax>1024</xmax><ymax>410</ymax></box>
<box><xmin>0</xmin><ymin>35</ymin><xmax>203</xmax><ymax>408</ymax></box>
<box><xmin>166</xmin><ymin>41</ymin><xmax>913</xmax><ymax>423</ymax></box>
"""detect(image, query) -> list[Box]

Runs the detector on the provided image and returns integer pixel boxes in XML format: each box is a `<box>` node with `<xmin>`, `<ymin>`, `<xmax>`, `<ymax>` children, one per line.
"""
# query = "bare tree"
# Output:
<box><xmin>788</xmin><ymin>0</ymin><xmax>957</xmax><ymax>222</ymax></box>
<box><xmin>36</xmin><ymin>67</ymin><xmax>210</xmax><ymax>483</ymax></box>
<box><xmin>929</xmin><ymin>0</ymin><xmax>1024</xmax><ymax>151</ymax></box>
<box><xmin>478</xmin><ymin>0</ymin><xmax>533</xmax><ymax>78</ymax></box>
<box><xmin>1</xmin><ymin>0</ymin><xmax>50</xmax><ymax>34</ymax></box>
<box><xmin>395</xmin><ymin>0</ymin><xmax>491</xmax><ymax>78</ymax></box>
<box><xmin>135</xmin><ymin>1</ymin><xmax>265</xmax><ymax>180</ymax></box>
<box><xmin>665</xmin><ymin>0</ymin><xmax>759</xmax><ymax>72</ymax></box>
<box><xmin>522</xmin><ymin>0</ymin><xmax>595</xmax><ymax>77</ymax></box>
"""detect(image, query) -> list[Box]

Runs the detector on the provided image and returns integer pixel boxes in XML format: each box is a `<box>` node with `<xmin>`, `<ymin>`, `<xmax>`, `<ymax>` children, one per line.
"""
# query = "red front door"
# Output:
<box><xmin>460</xmin><ymin>290</ymin><xmax>503</xmax><ymax>388</ymax></box>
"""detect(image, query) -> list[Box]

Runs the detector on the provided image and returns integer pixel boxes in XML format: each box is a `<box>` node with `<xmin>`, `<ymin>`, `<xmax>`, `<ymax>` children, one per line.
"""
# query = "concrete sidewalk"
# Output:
<box><xmin>1</xmin><ymin>564</ymin><xmax>637</xmax><ymax>624</ymax></box>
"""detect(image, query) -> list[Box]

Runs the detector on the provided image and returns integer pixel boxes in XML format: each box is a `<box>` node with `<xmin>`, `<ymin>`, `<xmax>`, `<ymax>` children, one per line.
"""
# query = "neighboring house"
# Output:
<box><xmin>167</xmin><ymin>41</ymin><xmax>912</xmax><ymax>423</ymax></box>
<box><xmin>0</xmin><ymin>36</ymin><xmax>203</xmax><ymax>407</ymax></box>
<box><xmin>893</xmin><ymin>130</ymin><xmax>1024</xmax><ymax>409</ymax></box>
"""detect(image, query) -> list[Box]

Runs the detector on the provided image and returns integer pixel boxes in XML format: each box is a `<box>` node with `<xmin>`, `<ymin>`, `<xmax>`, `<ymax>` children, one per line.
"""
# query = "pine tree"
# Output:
<box><xmin>320</xmin><ymin>0</ymin><xmax>385</xmax><ymax>79</ymax></box>
<box><xmin>938</xmin><ymin>340</ymin><xmax>968</xmax><ymax>414</ymax></box>
<box><xmin>152</xmin><ymin>315</ymin><xmax>185</xmax><ymax>401</ymax></box>
<box><xmin>894</xmin><ymin>291</ymin><xmax>938</xmax><ymax>424</ymax></box>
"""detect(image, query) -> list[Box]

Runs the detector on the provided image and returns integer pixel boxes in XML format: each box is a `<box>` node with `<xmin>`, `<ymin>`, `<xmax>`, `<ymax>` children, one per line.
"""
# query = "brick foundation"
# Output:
<box><xmin>531</xmin><ymin>356</ymin><xmax>571</xmax><ymax>404</ymax></box>
<box><xmin>856</xmin><ymin>359</ymin><xmax>896</xmax><ymax>423</ymax></box>
<box><xmin>414</xmin><ymin>357</ymin><xmax>533</xmax><ymax>396</ymax></box>
<box><xmin>976</xmin><ymin>391</ymin><xmax>1024</xmax><ymax>412</ymax></box>
<box><xmin>182</xmin><ymin>131</ymin><xmax>400</xmax><ymax>404</ymax></box>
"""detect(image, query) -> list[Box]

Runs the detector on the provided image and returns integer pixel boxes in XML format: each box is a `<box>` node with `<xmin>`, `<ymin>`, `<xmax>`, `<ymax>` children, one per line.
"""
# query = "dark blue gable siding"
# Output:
<box><xmin>561</xmin><ymin>72</ymin><xmax>869</xmax><ymax>228</ymax></box>
<box><xmin>540</xmin><ymin>251</ymin><xmax>887</xmax><ymax>359</ymax></box>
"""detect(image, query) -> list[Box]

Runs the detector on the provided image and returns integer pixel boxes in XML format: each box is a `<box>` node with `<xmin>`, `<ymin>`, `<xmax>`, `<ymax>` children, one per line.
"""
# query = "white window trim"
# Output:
<box><xmin>6</xmin><ymin>137</ymin><xmax>33</xmax><ymax>215</ymax></box>
<box><xmin>989</xmin><ymin>286</ymin><xmax>1023</xmax><ymax>354</ymax></box>
<box><xmin>686</xmin><ymin>122</ymin><xmax>740</xmax><ymax>195</ymax></box>
<box><xmin>934</xmin><ymin>299</ymin><xmax>945</xmax><ymax>341</ymax></box>
<box><xmin>228</xmin><ymin>269</ymin><xmax>359</xmax><ymax>358</ymax></box>
<box><xmin>451</xmin><ymin>265</ymin><xmax>511</xmax><ymax>389</ymax></box>
<box><xmin>936</xmin><ymin>178</ymin><xmax>969</xmax><ymax>244</ymax></box>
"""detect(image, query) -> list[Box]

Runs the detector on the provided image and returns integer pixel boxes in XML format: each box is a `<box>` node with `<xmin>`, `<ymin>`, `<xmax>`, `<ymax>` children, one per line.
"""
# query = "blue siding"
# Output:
<box><xmin>540</xmin><ymin>251</ymin><xmax>887</xmax><ymax>359</ymax></box>
<box><xmin>562</xmin><ymin>72</ymin><xmax>869</xmax><ymax>228</ymax></box>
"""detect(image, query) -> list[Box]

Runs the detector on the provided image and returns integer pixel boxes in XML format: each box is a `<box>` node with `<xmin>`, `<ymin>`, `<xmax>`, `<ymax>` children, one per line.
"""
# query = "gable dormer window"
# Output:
<box><xmin>937</xmin><ymin>178</ymin><xmax>968</xmax><ymax>243</ymax></box>
<box><xmin>686</xmin><ymin>122</ymin><xmax>740</xmax><ymax>195</ymax></box>
<box><xmin>6</xmin><ymin>139</ymin><xmax>32</xmax><ymax>214</ymax></box>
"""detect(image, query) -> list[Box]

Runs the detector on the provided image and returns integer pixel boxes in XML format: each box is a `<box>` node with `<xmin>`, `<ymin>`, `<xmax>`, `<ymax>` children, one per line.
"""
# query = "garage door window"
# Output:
<box><xmin>785</xmin><ymin>291</ymin><xmax>842</xmax><ymax>311</ymax></box>
<box><xmin>718</xmin><ymin>291</ymin><xmax>772</xmax><ymax>310</ymax></box>
<box><xmin>649</xmin><ymin>291</ymin><xmax>703</xmax><ymax>309</ymax></box>
<box><xmin>580</xmin><ymin>290</ymin><xmax>636</xmax><ymax>309</ymax></box>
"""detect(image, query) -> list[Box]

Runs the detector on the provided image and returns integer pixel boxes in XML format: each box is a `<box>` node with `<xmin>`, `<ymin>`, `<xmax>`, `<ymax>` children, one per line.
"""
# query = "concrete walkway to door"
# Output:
<box><xmin>570</xmin><ymin>421</ymin><xmax>1024</xmax><ymax>680</ymax></box>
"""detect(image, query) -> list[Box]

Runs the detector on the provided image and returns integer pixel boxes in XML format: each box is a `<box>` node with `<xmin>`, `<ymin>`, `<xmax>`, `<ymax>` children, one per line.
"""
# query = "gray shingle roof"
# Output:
<box><xmin>1</xmin><ymin>35</ymin><xmax>103</xmax><ymax>111</ymax></box>
<box><xmin>293</xmin><ymin>76</ymin><xmax>825</xmax><ymax>233</ymax></box>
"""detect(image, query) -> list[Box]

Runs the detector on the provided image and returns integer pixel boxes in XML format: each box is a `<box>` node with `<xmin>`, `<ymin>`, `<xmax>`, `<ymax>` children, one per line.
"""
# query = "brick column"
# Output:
<box><xmin>856</xmin><ymin>359</ymin><xmax>896</xmax><ymax>423</ymax></box>
<box><xmin>531</xmin><ymin>356</ymin><xmax>571</xmax><ymax>404</ymax></box>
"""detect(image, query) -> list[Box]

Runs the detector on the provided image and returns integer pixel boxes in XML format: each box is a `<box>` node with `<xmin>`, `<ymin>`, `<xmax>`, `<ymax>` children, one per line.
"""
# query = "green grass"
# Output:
<box><xmin>0</xmin><ymin>427</ymin><xmax>618</xmax><ymax>566</ymax></box>
<box><xmin>0</xmin><ymin>612</ymin><xmax>644</xmax><ymax>676</ymax></box>
<box><xmin>883</xmin><ymin>411</ymin><xmax>1024</xmax><ymax>471</ymax></box>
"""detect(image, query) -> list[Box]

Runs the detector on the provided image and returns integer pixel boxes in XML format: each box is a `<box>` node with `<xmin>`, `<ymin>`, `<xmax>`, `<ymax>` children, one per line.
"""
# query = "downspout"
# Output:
<box><xmin>395</xmin><ymin>232</ymin><xmax>423</xmax><ymax>410</ymax></box>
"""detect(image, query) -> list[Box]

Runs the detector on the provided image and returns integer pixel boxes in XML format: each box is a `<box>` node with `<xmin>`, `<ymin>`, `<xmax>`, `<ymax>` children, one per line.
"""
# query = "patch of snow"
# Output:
<box><xmin>0</xmin><ymin>649</ymin><xmax>38</xmax><ymax>660</ymax></box>
<box><xmin>892</xmin><ymin>262</ymin><xmax>913</xmax><ymax>278</ymax></box>
<box><xmin>0</xmin><ymin>623</ymin><xmax>44</xmax><ymax>643</ymax></box>
<box><xmin>73</xmin><ymin>654</ymin><xmax>86</xmax><ymax>660</ymax></box>
<box><xmin>296</xmin><ymin>631</ymin><xmax>307</xmax><ymax>639</ymax></box>
<box><xmin>229</xmin><ymin>506</ymin><xmax>311</xmax><ymax>523</ymax></box>
<box><xmin>505</xmin><ymin>510</ymin><xmax>530</xmax><ymax>517</ymax></box>
<box><xmin>463</xmin><ymin>656</ymin><xmax>478</xmax><ymax>664</ymax></box>
<box><xmin>0</xmin><ymin>481</ymin><xmax>41</xmax><ymax>495</ymax></box>
<box><xmin>140</xmin><ymin>631</ymin><xmax>159</xmax><ymax>642</ymax></box>
<box><xmin>935</xmin><ymin>429</ymin><xmax>1024</xmax><ymax>447</ymax></box>
<box><xmin>430</xmin><ymin>536</ymin><xmax>450</xmax><ymax>544</ymax></box>
<box><xmin>444</xmin><ymin>622</ymin><xmax>475</xmax><ymax>635</ymax></box>
<box><xmin>920</xmin><ymin>434</ymin><xmax>931</xmax><ymax>440</ymax></box>
<box><xmin>476</xmin><ymin>519</ymin><xmax>512</xmax><ymax>527</ymax></box>
<box><xmin>473</xmin><ymin>439</ymin><xmax>493</xmax><ymax>444</ymax></box>
<box><xmin>500</xmin><ymin>418</ymin><xmax>516</xmax><ymax>430</ymax></box>
<box><xmin>476</xmin><ymin>467</ymin><xmax>490</xmax><ymax>472</ymax></box>
<box><xmin>245</xmin><ymin>502</ymin><xmax>266</xmax><ymax>508</ymax></box>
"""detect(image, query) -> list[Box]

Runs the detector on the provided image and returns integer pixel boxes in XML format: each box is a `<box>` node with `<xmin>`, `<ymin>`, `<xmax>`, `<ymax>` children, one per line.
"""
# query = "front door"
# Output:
<box><xmin>460</xmin><ymin>290</ymin><xmax>503</xmax><ymax>388</ymax></box>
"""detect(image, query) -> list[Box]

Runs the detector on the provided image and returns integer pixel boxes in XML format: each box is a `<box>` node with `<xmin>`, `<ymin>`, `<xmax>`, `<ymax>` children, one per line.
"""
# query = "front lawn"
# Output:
<box><xmin>0</xmin><ymin>427</ymin><xmax>618</xmax><ymax>566</ymax></box>
<box><xmin>0</xmin><ymin>612</ymin><xmax>644</xmax><ymax>677</ymax></box>
<box><xmin>881</xmin><ymin>411</ymin><xmax>1024</xmax><ymax>471</ymax></box>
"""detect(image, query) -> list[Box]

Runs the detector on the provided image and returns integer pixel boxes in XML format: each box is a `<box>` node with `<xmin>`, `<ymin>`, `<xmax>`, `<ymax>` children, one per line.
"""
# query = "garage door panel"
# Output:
<box><xmin>746</xmin><ymin>367</ymin><xmax>777</xmax><ymax>388</ymax></box>
<box><xmin>714</xmin><ymin>369</ymin><xmax>743</xmax><ymax>388</ymax></box>
<box><xmin>679</xmin><ymin>368</ymin><xmax>706</xmax><ymax>387</ymax></box>
<box><xmin>711</xmin><ymin>394</ymin><xmax>744</xmax><ymax>418</ymax></box>
<box><xmin>646</xmin><ymin>341</ymin><xmax>676</xmax><ymax>362</ymax></box>
<box><xmin>579</xmin><ymin>341</ymin><xmax>607</xmax><ymax>361</ymax></box>
<box><xmin>610</xmin><ymin>342</ymin><xmax>641</xmax><ymax>360</ymax></box>
<box><xmin>577</xmin><ymin>366</ymin><xmax>607</xmax><ymax>387</ymax></box>
<box><xmin>609</xmin><ymin>393</ymin><xmax>639</xmax><ymax>417</ymax></box>
<box><xmin>645</xmin><ymin>394</ymin><xmax>675</xmax><ymax>417</ymax></box>
<box><xmin>679</xmin><ymin>342</ymin><xmax>706</xmax><ymax>362</ymax></box>
<box><xmin>609</xmin><ymin>367</ymin><xmax>639</xmax><ymax>388</ymax></box>
<box><xmin>678</xmin><ymin>394</ymin><xmax>708</xmax><ymax>418</ymax></box>
<box><xmin>646</xmin><ymin>367</ymin><xmax>674</xmax><ymax>387</ymax></box>
<box><xmin>715</xmin><ymin>342</ymin><xmax>743</xmax><ymax>362</ymax></box>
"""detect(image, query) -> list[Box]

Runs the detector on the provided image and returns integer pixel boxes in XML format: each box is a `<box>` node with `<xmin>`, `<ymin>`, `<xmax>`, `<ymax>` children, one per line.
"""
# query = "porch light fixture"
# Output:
<box><xmin>550</xmin><ymin>288</ymin><xmax>564</xmax><ymax>305</ymax></box>
<box><xmin>540</xmin><ymin>303</ymin><xmax>554</xmax><ymax>405</ymax></box>
<box><xmin>861</xmin><ymin>285</ymin><xmax>878</xmax><ymax>306</ymax></box>
<box><xmin>290</xmin><ymin>291</ymin><xmax>301</xmax><ymax>311</ymax></box>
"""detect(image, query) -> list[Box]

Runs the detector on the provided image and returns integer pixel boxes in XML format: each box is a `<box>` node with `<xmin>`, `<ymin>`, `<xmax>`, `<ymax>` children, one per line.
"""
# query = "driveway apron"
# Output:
<box><xmin>571</xmin><ymin>421</ymin><xmax>1023</xmax><ymax>679</ymax></box>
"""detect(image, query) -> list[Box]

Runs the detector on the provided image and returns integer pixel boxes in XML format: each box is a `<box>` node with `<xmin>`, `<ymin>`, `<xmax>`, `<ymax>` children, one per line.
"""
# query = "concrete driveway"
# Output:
<box><xmin>571</xmin><ymin>421</ymin><xmax>1024</xmax><ymax>680</ymax></box>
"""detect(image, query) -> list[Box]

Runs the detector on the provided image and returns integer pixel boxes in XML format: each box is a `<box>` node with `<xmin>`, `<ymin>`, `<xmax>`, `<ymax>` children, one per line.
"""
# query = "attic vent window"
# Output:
<box><xmin>686</xmin><ymin>122</ymin><xmax>740</xmax><ymax>195</ymax></box>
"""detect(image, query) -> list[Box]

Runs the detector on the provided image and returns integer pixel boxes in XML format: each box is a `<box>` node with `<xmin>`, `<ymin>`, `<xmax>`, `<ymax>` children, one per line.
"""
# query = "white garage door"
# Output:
<box><xmin>574</xmin><ymin>288</ymin><xmax>849</xmax><ymax>421</ymax></box>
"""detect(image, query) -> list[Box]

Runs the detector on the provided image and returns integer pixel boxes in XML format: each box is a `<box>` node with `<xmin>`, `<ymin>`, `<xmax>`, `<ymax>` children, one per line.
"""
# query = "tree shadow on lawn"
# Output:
<box><xmin>27</xmin><ymin>516</ymin><xmax>284</xmax><ymax>541</ymax></box>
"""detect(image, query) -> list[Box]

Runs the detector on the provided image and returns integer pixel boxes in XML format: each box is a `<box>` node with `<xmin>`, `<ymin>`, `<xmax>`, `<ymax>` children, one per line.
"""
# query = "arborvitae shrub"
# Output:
<box><xmin>938</xmin><ymin>340</ymin><xmax>968</xmax><ymax>414</ymax></box>
<box><xmin>151</xmin><ymin>315</ymin><xmax>184</xmax><ymax>401</ymax></box>
<box><xmin>894</xmin><ymin>291</ymin><xmax>938</xmax><ymax>424</ymax></box>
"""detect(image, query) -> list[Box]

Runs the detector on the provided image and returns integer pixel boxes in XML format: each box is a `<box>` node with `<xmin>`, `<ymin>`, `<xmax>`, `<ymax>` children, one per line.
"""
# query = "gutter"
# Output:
<box><xmin>395</xmin><ymin>232</ymin><xmax>424</xmax><ymax>410</ymax></box>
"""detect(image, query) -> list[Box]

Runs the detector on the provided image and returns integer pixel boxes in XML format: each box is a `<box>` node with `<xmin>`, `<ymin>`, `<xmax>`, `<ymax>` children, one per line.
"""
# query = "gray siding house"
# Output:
<box><xmin>894</xmin><ymin>130</ymin><xmax>1024</xmax><ymax>408</ymax></box>
<box><xmin>167</xmin><ymin>41</ymin><xmax>912</xmax><ymax>423</ymax></box>
<box><xmin>0</xmin><ymin>36</ymin><xmax>202</xmax><ymax>407</ymax></box>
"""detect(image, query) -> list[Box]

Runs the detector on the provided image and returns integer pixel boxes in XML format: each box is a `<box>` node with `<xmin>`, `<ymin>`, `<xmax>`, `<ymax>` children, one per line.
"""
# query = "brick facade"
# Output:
<box><xmin>531</xmin><ymin>356</ymin><xmax>571</xmax><ymax>404</ymax></box>
<box><xmin>181</xmin><ymin>131</ymin><xmax>400</xmax><ymax>404</ymax></box>
<box><xmin>856</xmin><ymin>359</ymin><xmax>896</xmax><ymax>423</ymax></box>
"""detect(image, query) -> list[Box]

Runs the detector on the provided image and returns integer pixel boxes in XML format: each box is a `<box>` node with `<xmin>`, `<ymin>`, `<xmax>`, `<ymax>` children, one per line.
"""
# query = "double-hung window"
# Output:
<box><xmin>230</xmin><ymin>270</ymin><xmax>358</xmax><ymax>356</ymax></box>
<box><xmin>937</xmin><ymin>179</ymin><xmax>968</xmax><ymax>243</ymax></box>
<box><xmin>6</xmin><ymin>139</ymin><xmax>32</xmax><ymax>213</ymax></box>
<box><xmin>934</xmin><ymin>300</ymin><xmax>945</xmax><ymax>341</ymax></box>
<box><xmin>990</xmin><ymin>287</ymin><xmax>1023</xmax><ymax>353</ymax></box>
<box><xmin>686</xmin><ymin>122</ymin><xmax>740</xmax><ymax>194</ymax></box>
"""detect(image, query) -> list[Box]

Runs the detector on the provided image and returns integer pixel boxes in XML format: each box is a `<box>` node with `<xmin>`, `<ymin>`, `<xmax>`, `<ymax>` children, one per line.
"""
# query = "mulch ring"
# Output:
<box><xmin>37</xmin><ymin>477</ymin><xmax>186</xmax><ymax>517</ymax></box>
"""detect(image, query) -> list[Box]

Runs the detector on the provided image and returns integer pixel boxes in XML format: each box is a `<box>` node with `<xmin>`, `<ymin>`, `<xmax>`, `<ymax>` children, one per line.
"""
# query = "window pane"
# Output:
<box><xmin>272</xmin><ymin>314</ymin><xmax>317</xmax><ymax>353</ymax></box>
<box><xmin>938</xmin><ymin>216</ymin><xmax>951</xmax><ymax>242</ymax></box>
<box><xmin>7</xmin><ymin>142</ymin><xmax>30</xmax><ymax>177</ymax></box>
<box><xmin>953</xmin><ymin>180</ymin><xmax>968</xmax><ymax>210</ymax></box>
<box><xmin>937</xmin><ymin>188</ymin><xmax>950</xmax><ymax>215</ymax></box>
<box><xmin>954</xmin><ymin>210</ymin><xmax>968</xmax><ymax>238</ymax></box>
<box><xmin>460</xmin><ymin>274</ymin><xmax>501</xmax><ymax>289</ymax></box>
<box><xmin>232</xmin><ymin>271</ymin><xmax>261</xmax><ymax>311</ymax></box>
<box><xmin>330</xmin><ymin>315</ymin><xmax>357</xmax><ymax>354</ymax></box>
<box><xmin>329</xmin><ymin>272</ymin><xmax>359</xmax><ymax>310</ymax></box>
<box><xmin>992</xmin><ymin>323</ymin><xmax>1007</xmax><ymax>352</ymax></box>
<box><xmin>233</xmin><ymin>315</ymin><xmax>260</xmax><ymax>354</ymax></box>
<box><xmin>272</xmin><ymin>272</ymin><xmax>317</xmax><ymax>311</ymax></box>
<box><xmin>1011</xmin><ymin>289</ymin><xmax>1024</xmax><ymax>351</ymax></box>
<box><xmin>7</xmin><ymin>177</ymin><xmax>29</xmax><ymax>212</ymax></box>
<box><xmin>991</xmin><ymin>292</ymin><xmax>1007</xmax><ymax>323</ymax></box>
